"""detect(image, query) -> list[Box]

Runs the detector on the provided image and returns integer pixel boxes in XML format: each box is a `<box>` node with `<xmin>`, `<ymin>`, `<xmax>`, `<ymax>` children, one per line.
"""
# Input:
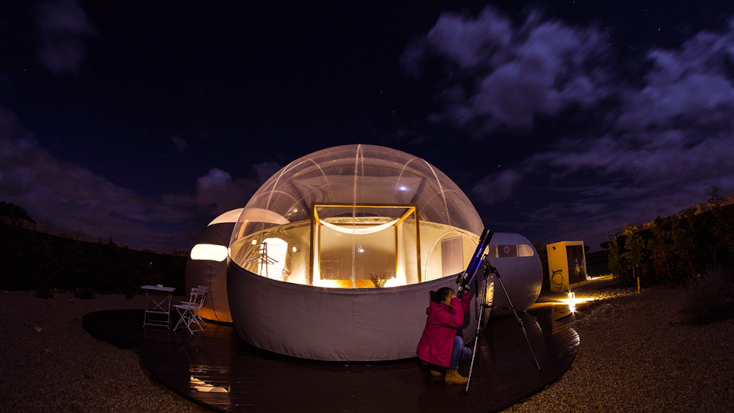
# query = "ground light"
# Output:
<box><xmin>557</xmin><ymin>291</ymin><xmax>596</xmax><ymax>313</ymax></box>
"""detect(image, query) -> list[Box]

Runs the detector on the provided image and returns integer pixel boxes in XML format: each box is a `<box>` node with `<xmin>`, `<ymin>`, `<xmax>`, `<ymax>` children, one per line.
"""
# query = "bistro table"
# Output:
<box><xmin>141</xmin><ymin>284</ymin><xmax>176</xmax><ymax>328</ymax></box>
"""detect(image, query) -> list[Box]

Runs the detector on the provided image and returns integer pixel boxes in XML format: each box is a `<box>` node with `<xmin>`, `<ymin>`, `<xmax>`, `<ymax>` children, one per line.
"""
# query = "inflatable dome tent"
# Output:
<box><xmin>212</xmin><ymin>144</ymin><xmax>541</xmax><ymax>361</ymax></box>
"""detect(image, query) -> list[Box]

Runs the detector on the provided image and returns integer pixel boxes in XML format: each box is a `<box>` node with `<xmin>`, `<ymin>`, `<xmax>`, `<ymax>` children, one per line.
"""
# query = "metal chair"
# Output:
<box><xmin>173</xmin><ymin>286</ymin><xmax>208</xmax><ymax>334</ymax></box>
<box><xmin>192</xmin><ymin>285</ymin><xmax>209</xmax><ymax>328</ymax></box>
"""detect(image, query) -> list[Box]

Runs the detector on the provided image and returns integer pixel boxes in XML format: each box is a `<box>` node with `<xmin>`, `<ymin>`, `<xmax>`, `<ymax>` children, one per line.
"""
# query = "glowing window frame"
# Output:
<box><xmin>310</xmin><ymin>203</ymin><xmax>421</xmax><ymax>287</ymax></box>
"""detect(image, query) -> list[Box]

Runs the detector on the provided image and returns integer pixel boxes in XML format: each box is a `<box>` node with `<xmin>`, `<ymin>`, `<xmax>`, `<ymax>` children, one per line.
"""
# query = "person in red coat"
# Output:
<box><xmin>416</xmin><ymin>286</ymin><xmax>472</xmax><ymax>384</ymax></box>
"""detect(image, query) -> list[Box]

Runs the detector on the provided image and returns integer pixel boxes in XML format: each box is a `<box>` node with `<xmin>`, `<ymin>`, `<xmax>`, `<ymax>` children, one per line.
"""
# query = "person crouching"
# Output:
<box><xmin>416</xmin><ymin>286</ymin><xmax>472</xmax><ymax>384</ymax></box>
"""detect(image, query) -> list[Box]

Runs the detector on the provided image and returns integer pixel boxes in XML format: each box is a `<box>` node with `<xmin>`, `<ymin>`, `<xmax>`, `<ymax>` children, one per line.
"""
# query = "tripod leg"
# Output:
<box><xmin>464</xmin><ymin>304</ymin><xmax>485</xmax><ymax>394</ymax></box>
<box><xmin>495</xmin><ymin>271</ymin><xmax>542</xmax><ymax>372</ymax></box>
<box><xmin>465</xmin><ymin>270</ymin><xmax>490</xmax><ymax>394</ymax></box>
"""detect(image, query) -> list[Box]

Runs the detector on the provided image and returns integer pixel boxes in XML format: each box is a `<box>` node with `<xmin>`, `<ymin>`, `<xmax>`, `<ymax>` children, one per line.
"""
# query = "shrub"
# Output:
<box><xmin>1</xmin><ymin>223</ymin><xmax>186</xmax><ymax>295</ymax></box>
<box><xmin>684</xmin><ymin>266</ymin><xmax>734</xmax><ymax>324</ymax></box>
<box><xmin>610</xmin><ymin>188</ymin><xmax>734</xmax><ymax>287</ymax></box>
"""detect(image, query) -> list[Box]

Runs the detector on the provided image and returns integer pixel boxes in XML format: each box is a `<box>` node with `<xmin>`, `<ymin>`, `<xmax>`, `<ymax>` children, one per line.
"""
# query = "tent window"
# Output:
<box><xmin>191</xmin><ymin>244</ymin><xmax>228</xmax><ymax>262</ymax></box>
<box><xmin>488</xmin><ymin>244</ymin><xmax>535</xmax><ymax>258</ymax></box>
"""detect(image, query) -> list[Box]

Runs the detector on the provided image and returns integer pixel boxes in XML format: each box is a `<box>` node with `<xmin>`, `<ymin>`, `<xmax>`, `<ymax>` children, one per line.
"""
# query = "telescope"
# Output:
<box><xmin>458</xmin><ymin>228</ymin><xmax>542</xmax><ymax>393</ymax></box>
<box><xmin>456</xmin><ymin>228</ymin><xmax>493</xmax><ymax>296</ymax></box>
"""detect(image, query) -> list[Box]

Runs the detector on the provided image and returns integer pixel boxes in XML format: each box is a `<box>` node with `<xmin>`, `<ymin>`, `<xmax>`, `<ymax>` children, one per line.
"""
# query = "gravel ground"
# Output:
<box><xmin>506</xmin><ymin>285</ymin><xmax>734</xmax><ymax>412</ymax></box>
<box><xmin>0</xmin><ymin>290</ymin><xmax>208</xmax><ymax>413</ymax></box>
<box><xmin>2</xmin><ymin>286</ymin><xmax>733</xmax><ymax>412</ymax></box>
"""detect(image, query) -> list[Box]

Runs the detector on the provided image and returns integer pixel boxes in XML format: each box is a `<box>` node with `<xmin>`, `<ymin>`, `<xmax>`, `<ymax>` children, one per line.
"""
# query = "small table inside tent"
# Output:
<box><xmin>141</xmin><ymin>284</ymin><xmax>176</xmax><ymax>328</ymax></box>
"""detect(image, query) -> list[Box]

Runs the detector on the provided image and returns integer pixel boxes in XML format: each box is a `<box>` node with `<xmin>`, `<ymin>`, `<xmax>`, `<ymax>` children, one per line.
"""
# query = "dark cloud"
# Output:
<box><xmin>408</xmin><ymin>7</ymin><xmax>734</xmax><ymax>248</ymax></box>
<box><xmin>194</xmin><ymin>166</ymin><xmax>273</xmax><ymax>217</ymax></box>
<box><xmin>253</xmin><ymin>162</ymin><xmax>282</xmax><ymax>183</ymax></box>
<box><xmin>0</xmin><ymin>107</ymin><xmax>193</xmax><ymax>250</ymax></box>
<box><xmin>616</xmin><ymin>24</ymin><xmax>734</xmax><ymax>132</ymax></box>
<box><xmin>0</xmin><ymin>107</ymin><xmax>268</xmax><ymax>251</ymax></box>
<box><xmin>35</xmin><ymin>0</ymin><xmax>96</xmax><ymax>75</ymax></box>
<box><xmin>405</xmin><ymin>6</ymin><xmax>513</xmax><ymax>72</ymax></box>
<box><xmin>518</xmin><ymin>21</ymin><xmax>734</xmax><ymax>201</ymax></box>
<box><xmin>402</xmin><ymin>6</ymin><xmax>613</xmax><ymax>135</ymax></box>
<box><xmin>471</xmin><ymin>169</ymin><xmax>522</xmax><ymax>204</ymax></box>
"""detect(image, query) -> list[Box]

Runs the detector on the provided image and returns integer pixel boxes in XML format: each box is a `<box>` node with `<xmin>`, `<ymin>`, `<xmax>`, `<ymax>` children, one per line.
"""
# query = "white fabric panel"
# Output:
<box><xmin>227</xmin><ymin>264</ymin><xmax>479</xmax><ymax>361</ymax></box>
<box><xmin>208</xmin><ymin>208</ymin><xmax>244</xmax><ymax>225</ymax></box>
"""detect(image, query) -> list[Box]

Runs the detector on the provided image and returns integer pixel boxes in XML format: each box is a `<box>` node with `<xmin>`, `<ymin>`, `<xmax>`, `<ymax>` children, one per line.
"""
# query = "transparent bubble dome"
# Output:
<box><xmin>229</xmin><ymin>144</ymin><xmax>484</xmax><ymax>288</ymax></box>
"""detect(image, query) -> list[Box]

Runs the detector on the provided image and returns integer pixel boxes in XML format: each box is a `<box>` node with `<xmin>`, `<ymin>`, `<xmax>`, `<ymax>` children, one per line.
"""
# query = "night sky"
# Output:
<box><xmin>2</xmin><ymin>1</ymin><xmax>734</xmax><ymax>252</ymax></box>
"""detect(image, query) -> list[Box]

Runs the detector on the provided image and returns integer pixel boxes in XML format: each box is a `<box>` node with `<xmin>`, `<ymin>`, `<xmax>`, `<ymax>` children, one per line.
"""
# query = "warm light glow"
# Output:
<box><xmin>190</xmin><ymin>244</ymin><xmax>228</xmax><ymax>262</ymax></box>
<box><xmin>557</xmin><ymin>293</ymin><xmax>595</xmax><ymax>313</ymax></box>
<box><xmin>190</xmin><ymin>376</ymin><xmax>229</xmax><ymax>393</ymax></box>
<box><xmin>382</xmin><ymin>277</ymin><xmax>406</xmax><ymax>287</ymax></box>
<box><xmin>320</xmin><ymin>217</ymin><xmax>400</xmax><ymax>235</ymax></box>
<box><xmin>486</xmin><ymin>280</ymin><xmax>494</xmax><ymax>304</ymax></box>
<box><xmin>312</xmin><ymin>275</ymin><xmax>408</xmax><ymax>288</ymax></box>
<box><xmin>257</xmin><ymin>238</ymin><xmax>288</xmax><ymax>279</ymax></box>
<box><xmin>558</xmin><ymin>297</ymin><xmax>595</xmax><ymax>305</ymax></box>
<box><xmin>313</xmin><ymin>279</ymin><xmax>349</xmax><ymax>288</ymax></box>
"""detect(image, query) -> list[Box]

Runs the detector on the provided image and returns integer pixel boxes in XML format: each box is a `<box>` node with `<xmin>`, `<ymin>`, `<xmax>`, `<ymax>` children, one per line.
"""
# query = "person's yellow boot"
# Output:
<box><xmin>444</xmin><ymin>369</ymin><xmax>468</xmax><ymax>384</ymax></box>
<box><xmin>429</xmin><ymin>370</ymin><xmax>443</xmax><ymax>378</ymax></box>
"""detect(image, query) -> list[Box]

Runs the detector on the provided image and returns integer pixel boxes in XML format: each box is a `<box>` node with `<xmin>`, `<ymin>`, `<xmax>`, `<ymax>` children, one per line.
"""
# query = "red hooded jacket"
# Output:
<box><xmin>416</xmin><ymin>292</ymin><xmax>471</xmax><ymax>367</ymax></box>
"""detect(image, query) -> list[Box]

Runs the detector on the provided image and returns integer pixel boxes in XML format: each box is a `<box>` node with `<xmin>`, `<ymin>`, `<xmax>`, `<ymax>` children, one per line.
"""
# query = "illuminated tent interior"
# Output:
<box><xmin>224</xmin><ymin>144</ymin><xmax>542</xmax><ymax>361</ymax></box>
<box><xmin>228</xmin><ymin>144</ymin><xmax>485</xmax><ymax>287</ymax></box>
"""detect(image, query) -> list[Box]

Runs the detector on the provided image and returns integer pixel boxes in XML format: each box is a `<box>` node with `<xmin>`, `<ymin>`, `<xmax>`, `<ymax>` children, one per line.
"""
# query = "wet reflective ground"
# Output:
<box><xmin>84</xmin><ymin>307</ymin><xmax>580</xmax><ymax>413</ymax></box>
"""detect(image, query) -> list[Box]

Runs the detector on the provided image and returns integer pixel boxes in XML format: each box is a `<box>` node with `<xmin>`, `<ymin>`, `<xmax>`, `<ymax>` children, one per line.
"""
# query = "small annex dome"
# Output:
<box><xmin>226</xmin><ymin>144</ymin><xmax>542</xmax><ymax>361</ymax></box>
<box><xmin>184</xmin><ymin>208</ymin><xmax>242</xmax><ymax>323</ymax></box>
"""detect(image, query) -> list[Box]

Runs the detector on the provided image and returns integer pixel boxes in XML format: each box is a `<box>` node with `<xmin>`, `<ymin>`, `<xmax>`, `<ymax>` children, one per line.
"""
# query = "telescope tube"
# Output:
<box><xmin>456</xmin><ymin>228</ymin><xmax>494</xmax><ymax>295</ymax></box>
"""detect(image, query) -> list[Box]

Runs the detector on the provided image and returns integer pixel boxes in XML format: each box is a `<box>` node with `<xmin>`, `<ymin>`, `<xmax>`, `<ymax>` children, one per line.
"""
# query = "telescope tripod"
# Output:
<box><xmin>464</xmin><ymin>256</ymin><xmax>542</xmax><ymax>394</ymax></box>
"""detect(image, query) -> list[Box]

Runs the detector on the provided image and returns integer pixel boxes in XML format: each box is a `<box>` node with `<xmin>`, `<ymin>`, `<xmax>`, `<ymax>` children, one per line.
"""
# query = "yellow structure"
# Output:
<box><xmin>547</xmin><ymin>241</ymin><xmax>588</xmax><ymax>293</ymax></box>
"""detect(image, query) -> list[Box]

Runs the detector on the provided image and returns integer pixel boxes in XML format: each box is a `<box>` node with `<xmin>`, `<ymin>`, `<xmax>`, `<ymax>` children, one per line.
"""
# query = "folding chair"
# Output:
<box><xmin>173</xmin><ymin>286</ymin><xmax>208</xmax><ymax>334</ymax></box>
<box><xmin>192</xmin><ymin>285</ymin><xmax>209</xmax><ymax>328</ymax></box>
